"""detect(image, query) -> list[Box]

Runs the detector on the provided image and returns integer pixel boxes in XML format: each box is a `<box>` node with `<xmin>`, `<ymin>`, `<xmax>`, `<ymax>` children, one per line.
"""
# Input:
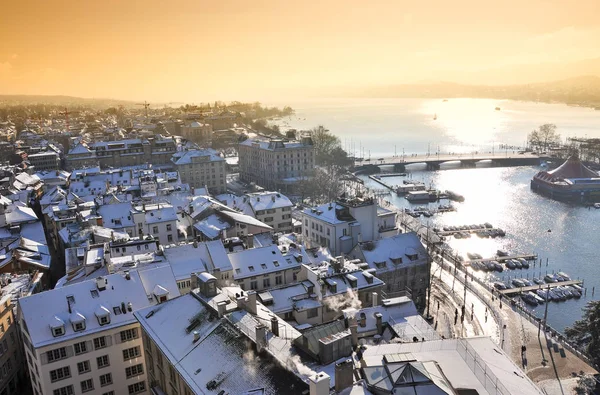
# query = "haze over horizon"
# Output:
<box><xmin>2</xmin><ymin>0</ymin><xmax>600</xmax><ymax>102</ymax></box>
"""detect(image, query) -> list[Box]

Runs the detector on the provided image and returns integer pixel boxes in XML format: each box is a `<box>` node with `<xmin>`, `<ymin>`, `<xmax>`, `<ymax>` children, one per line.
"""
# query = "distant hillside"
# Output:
<box><xmin>0</xmin><ymin>94</ymin><xmax>134</xmax><ymax>108</ymax></box>
<box><xmin>330</xmin><ymin>76</ymin><xmax>600</xmax><ymax>108</ymax></box>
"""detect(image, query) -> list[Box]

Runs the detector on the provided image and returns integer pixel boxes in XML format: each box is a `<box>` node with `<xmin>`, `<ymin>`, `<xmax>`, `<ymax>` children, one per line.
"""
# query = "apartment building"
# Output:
<box><xmin>301</xmin><ymin>197</ymin><xmax>398</xmax><ymax>256</ymax></box>
<box><xmin>170</xmin><ymin>149</ymin><xmax>226</xmax><ymax>194</ymax></box>
<box><xmin>66</xmin><ymin>136</ymin><xmax>178</xmax><ymax>170</ymax></box>
<box><xmin>26</xmin><ymin>151</ymin><xmax>61</xmax><ymax>171</ymax></box>
<box><xmin>218</xmin><ymin>192</ymin><xmax>294</xmax><ymax>233</ymax></box>
<box><xmin>238</xmin><ymin>136</ymin><xmax>315</xmax><ymax>191</ymax></box>
<box><xmin>350</xmin><ymin>232</ymin><xmax>430</xmax><ymax>310</ymax></box>
<box><xmin>180</xmin><ymin>121</ymin><xmax>212</xmax><ymax>145</ymax></box>
<box><xmin>18</xmin><ymin>271</ymin><xmax>177</xmax><ymax>395</ymax></box>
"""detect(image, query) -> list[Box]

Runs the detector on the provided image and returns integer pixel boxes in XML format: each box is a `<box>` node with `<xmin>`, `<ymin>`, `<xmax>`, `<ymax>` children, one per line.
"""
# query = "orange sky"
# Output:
<box><xmin>1</xmin><ymin>0</ymin><xmax>599</xmax><ymax>102</ymax></box>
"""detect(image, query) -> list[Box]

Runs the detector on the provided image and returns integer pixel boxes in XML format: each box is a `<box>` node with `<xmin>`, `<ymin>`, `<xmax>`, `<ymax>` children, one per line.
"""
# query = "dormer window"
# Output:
<box><xmin>71</xmin><ymin>311</ymin><xmax>86</xmax><ymax>332</ymax></box>
<box><xmin>50</xmin><ymin>316</ymin><xmax>65</xmax><ymax>337</ymax></box>
<box><xmin>95</xmin><ymin>306</ymin><xmax>111</xmax><ymax>326</ymax></box>
<box><xmin>153</xmin><ymin>285</ymin><xmax>169</xmax><ymax>303</ymax></box>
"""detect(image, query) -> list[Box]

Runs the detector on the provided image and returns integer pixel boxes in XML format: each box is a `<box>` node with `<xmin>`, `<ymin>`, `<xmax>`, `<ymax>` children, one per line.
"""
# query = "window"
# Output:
<box><xmin>276</xmin><ymin>276</ymin><xmax>283</xmax><ymax>285</ymax></box>
<box><xmin>74</xmin><ymin>341</ymin><xmax>88</xmax><ymax>355</ymax></box>
<box><xmin>169</xmin><ymin>365</ymin><xmax>178</xmax><ymax>386</ymax></box>
<box><xmin>46</xmin><ymin>347</ymin><xmax>67</xmax><ymax>363</ymax></box>
<box><xmin>0</xmin><ymin>324</ymin><xmax>4</xmax><ymax>333</ymax></box>
<box><xmin>260</xmin><ymin>263</ymin><xmax>267</xmax><ymax>269</ymax></box>
<box><xmin>166</xmin><ymin>224</ymin><xmax>172</xmax><ymax>231</ymax></box>
<box><xmin>97</xmin><ymin>355</ymin><xmax>110</xmax><ymax>369</ymax></box>
<box><xmin>73</xmin><ymin>321</ymin><xmax>85</xmax><ymax>332</ymax></box>
<box><xmin>128</xmin><ymin>381</ymin><xmax>146</xmax><ymax>394</ymax></box>
<box><xmin>248</xmin><ymin>266</ymin><xmax>255</xmax><ymax>272</ymax></box>
<box><xmin>123</xmin><ymin>346</ymin><xmax>141</xmax><ymax>361</ymax></box>
<box><xmin>52</xmin><ymin>326</ymin><xmax>65</xmax><ymax>337</ymax></box>
<box><xmin>250</xmin><ymin>280</ymin><xmax>257</xmax><ymax>290</ymax></box>
<box><xmin>50</xmin><ymin>366</ymin><xmax>71</xmax><ymax>382</ymax></box>
<box><xmin>6</xmin><ymin>317</ymin><xmax>10</xmax><ymax>326</ymax></box>
<box><xmin>80</xmin><ymin>378</ymin><xmax>94</xmax><ymax>393</ymax></box>
<box><xmin>98</xmin><ymin>315</ymin><xmax>110</xmax><ymax>325</ymax></box>
<box><xmin>152</xmin><ymin>226</ymin><xmax>158</xmax><ymax>234</ymax></box>
<box><xmin>53</xmin><ymin>385</ymin><xmax>74</xmax><ymax>395</ymax></box>
<box><xmin>125</xmin><ymin>364</ymin><xmax>144</xmax><ymax>379</ymax></box>
<box><xmin>307</xmin><ymin>307</ymin><xmax>319</xmax><ymax>318</ymax></box>
<box><xmin>120</xmin><ymin>328</ymin><xmax>138</xmax><ymax>343</ymax></box>
<box><xmin>93</xmin><ymin>336</ymin><xmax>107</xmax><ymax>350</ymax></box>
<box><xmin>77</xmin><ymin>360</ymin><xmax>91</xmax><ymax>374</ymax></box>
<box><xmin>263</xmin><ymin>278</ymin><xmax>270</xmax><ymax>288</ymax></box>
<box><xmin>99</xmin><ymin>373</ymin><xmax>113</xmax><ymax>387</ymax></box>
<box><xmin>167</xmin><ymin>234</ymin><xmax>173</xmax><ymax>242</ymax></box>
<box><xmin>102</xmin><ymin>392</ymin><xmax>115</xmax><ymax>395</ymax></box>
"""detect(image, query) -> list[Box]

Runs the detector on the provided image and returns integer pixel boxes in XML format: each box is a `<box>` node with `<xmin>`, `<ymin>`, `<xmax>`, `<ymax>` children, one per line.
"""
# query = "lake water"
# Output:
<box><xmin>274</xmin><ymin>98</ymin><xmax>600</xmax><ymax>332</ymax></box>
<box><xmin>274</xmin><ymin>98</ymin><xmax>600</xmax><ymax>158</ymax></box>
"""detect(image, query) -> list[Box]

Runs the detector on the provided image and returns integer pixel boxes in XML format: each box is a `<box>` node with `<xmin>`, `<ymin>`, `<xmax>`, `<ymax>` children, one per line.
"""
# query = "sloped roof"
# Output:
<box><xmin>547</xmin><ymin>155</ymin><xmax>598</xmax><ymax>179</ymax></box>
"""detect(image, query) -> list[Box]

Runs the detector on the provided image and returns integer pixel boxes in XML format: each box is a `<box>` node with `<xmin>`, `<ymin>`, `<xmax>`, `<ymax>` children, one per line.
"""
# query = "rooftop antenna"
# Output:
<box><xmin>136</xmin><ymin>101</ymin><xmax>150</xmax><ymax>118</ymax></box>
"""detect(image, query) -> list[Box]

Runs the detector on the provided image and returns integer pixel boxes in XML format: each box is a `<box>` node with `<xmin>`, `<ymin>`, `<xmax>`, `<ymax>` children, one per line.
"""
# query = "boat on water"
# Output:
<box><xmin>544</xmin><ymin>274</ymin><xmax>558</xmax><ymax>283</ymax></box>
<box><xmin>495</xmin><ymin>107</ymin><xmax>501</xmax><ymax>111</ymax></box>
<box><xmin>445</xmin><ymin>190</ymin><xmax>465</xmax><ymax>202</ymax></box>
<box><xmin>497</xmin><ymin>249</ymin><xmax>509</xmax><ymax>257</ymax></box>
<box><xmin>513</xmin><ymin>259</ymin><xmax>523</xmax><ymax>269</ymax></box>
<box><xmin>557</xmin><ymin>271</ymin><xmax>571</xmax><ymax>281</ymax></box>
<box><xmin>521</xmin><ymin>293</ymin><xmax>538</xmax><ymax>306</ymax></box>
<box><xmin>505</xmin><ymin>260</ymin><xmax>516</xmax><ymax>270</ymax></box>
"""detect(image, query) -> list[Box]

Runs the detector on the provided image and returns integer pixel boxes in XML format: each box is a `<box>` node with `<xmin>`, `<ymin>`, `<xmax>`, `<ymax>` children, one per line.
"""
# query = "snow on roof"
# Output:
<box><xmin>163</xmin><ymin>243</ymin><xmax>211</xmax><ymax>280</ymax></box>
<box><xmin>219</xmin><ymin>210</ymin><xmax>272</xmax><ymax>229</ymax></box>
<box><xmin>20</xmin><ymin>222</ymin><xmax>47</xmax><ymax>245</ymax></box>
<box><xmin>263</xmin><ymin>283</ymin><xmax>310</xmax><ymax>314</ymax></box>
<box><xmin>362</xmin><ymin>337</ymin><xmax>544</xmax><ymax>395</ymax></box>
<box><xmin>98</xmin><ymin>202</ymin><xmax>135</xmax><ymax>229</ymax></box>
<box><xmin>171</xmin><ymin>149</ymin><xmax>224</xmax><ymax>166</ymax></box>
<box><xmin>357</xmin><ymin>233</ymin><xmax>427</xmax><ymax>273</ymax></box>
<box><xmin>68</xmin><ymin>143</ymin><xmax>92</xmax><ymax>155</ymax></box>
<box><xmin>302</xmin><ymin>203</ymin><xmax>353</xmax><ymax>225</ymax></box>
<box><xmin>228</xmin><ymin>245</ymin><xmax>300</xmax><ymax>279</ymax></box>
<box><xmin>136</xmin><ymin>294</ymin><xmax>305</xmax><ymax>394</ymax></box>
<box><xmin>138</xmin><ymin>266</ymin><xmax>178</xmax><ymax>299</ymax></box>
<box><xmin>215</xmin><ymin>193</ymin><xmax>255</xmax><ymax>216</ymax></box>
<box><xmin>246</xmin><ymin>192</ymin><xmax>293</xmax><ymax>212</ymax></box>
<box><xmin>142</xmin><ymin>204</ymin><xmax>177</xmax><ymax>224</ymax></box>
<box><xmin>205</xmin><ymin>240</ymin><xmax>232</xmax><ymax>272</ymax></box>
<box><xmin>19</xmin><ymin>271</ymin><xmax>160</xmax><ymax>348</ymax></box>
<box><xmin>194</xmin><ymin>214</ymin><xmax>231</xmax><ymax>240</ymax></box>
<box><xmin>5</xmin><ymin>205</ymin><xmax>38</xmax><ymax>224</ymax></box>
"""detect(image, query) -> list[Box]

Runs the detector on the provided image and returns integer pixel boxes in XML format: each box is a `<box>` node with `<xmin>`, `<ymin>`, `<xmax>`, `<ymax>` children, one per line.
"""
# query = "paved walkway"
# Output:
<box><xmin>429</xmin><ymin>257</ymin><xmax>597</xmax><ymax>394</ymax></box>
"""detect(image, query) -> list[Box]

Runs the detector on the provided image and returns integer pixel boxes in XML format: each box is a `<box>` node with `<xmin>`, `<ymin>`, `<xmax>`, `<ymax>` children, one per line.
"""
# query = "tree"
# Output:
<box><xmin>528</xmin><ymin>124</ymin><xmax>560</xmax><ymax>151</ymax></box>
<box><xmin>565</xmin><ymin>300</ymin><xmax>600</xmax><ymax>367</ymax></box>
<box><xmin>311</xmin><ymin>126</ymin><xmax>342</xmax><ymax>165</ymax></box>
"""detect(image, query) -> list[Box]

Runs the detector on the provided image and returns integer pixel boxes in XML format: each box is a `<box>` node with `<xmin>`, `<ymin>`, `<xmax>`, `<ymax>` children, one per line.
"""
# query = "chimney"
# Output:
<box><xmin>309</xmin><ymin>372</ymin><xmax>330</xmax><ymax>395</ymax></box>
<box><xmin>246</xmin><ymin>291</ymin><xmax>258</xmax><ymax>315</ymax></box>
<box><xmin>96</xmin><ymin>277</ymin><xmax>106</xmax><ymax>291</ymax></box>
<box><xmin>335</xmin><ymin>359</ymin><xmax>354</xmax><ymax>393</ymax></box>
<box><xmin>270</xmin><ymin>316</ymin><xmax>279</xmax><ymax>337</ymax></box>
<box><xmin>271</xmin><ymin>195</ymin><xmax>275</xmax><ymax>202</ymax></box>
<box><xmin>246</xmin><ymin>234</ymin><xmax>254</xmax><ymax>249</ymax></box>
<box><xmin>372</xmin><ymin>292</ymin><xmax>378</xmax><ymax>307</ymax></box>
<box><xmin>255</xmin><ymin>324</ymin><xmax>267</xmax><ymax>352</ymax></box>
<box><xmin>125</xmin><ymin>270</ymin><xmax>130</xmax><ymax>280</ymax></box>
<box><xmin>217</xmin><ymin>301</ymin><xmax>227</xmax><ymax>318</ymax></box>
<box><xmin>375</xmin><ymin>312</ymin><xmax>383</xmax><ymax>335</ymax></box>
<box><xmin>357</xmin><ymin>233</ymin><xmax>362</xmax><ymax>243</ymax></box>
<box><xmin>348</xmin><ymin>316</ymin><xmax>358</xmax><ymax>347</ymax></box>
<box><xmin>236</xmin><ymin>296</ymin><xmax>246</xmax><ymax>310</ymax></box>
<box><xmin>193</xmin><ymin>330</ymin><xmax>200</xmax><ymax>343</ymax></box>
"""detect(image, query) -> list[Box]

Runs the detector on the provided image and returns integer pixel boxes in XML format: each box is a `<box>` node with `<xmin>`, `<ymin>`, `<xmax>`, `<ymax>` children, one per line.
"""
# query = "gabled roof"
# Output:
<box><xmin>19</xmin><ymin>271</ymin><xmax>161</xmax><ymax>348</ymax></box>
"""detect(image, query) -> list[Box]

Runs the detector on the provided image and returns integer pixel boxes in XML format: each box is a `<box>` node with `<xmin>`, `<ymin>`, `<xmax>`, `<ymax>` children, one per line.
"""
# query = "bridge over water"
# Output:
<box><xmin>354</xmin><ymin>152</ymin><xmax>548</xmax><ymax>174</ymax></box>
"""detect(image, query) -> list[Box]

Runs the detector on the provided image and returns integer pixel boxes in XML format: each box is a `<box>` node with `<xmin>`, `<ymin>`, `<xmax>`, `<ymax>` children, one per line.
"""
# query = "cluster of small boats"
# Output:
<box><xmin>503</xmin><ymin>258</ymin><xmax>530</xmax><ymax>270</ymax></box>
<box><xmin>471</xmin><ymin>260</ymin><xmax>503</xmax><ymax>272</ymax></box>
<box><xmin>520</xmin><ymin>285</ymin><xmax>583</xmax><ymax>306</ymax></box>
<box><xmin>475</xmin><ymin>228</ymin><xmax>506</xmax><ymax>238</ymax></box>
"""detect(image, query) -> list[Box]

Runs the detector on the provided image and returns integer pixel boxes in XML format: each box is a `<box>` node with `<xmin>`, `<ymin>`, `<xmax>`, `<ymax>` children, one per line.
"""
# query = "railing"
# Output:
<box><xmin>456</xmin><ymin>338</ymin><xmax>512</xmax><ymax>395</ymax></box>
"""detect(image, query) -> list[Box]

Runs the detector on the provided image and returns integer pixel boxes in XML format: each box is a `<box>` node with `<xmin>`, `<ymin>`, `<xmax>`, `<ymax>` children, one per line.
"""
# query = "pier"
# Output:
<box><xmin>368</xmin><ymin>175</ymin><xmax>396</xmax><ymax>191</ymax></box>
<box><xmin>499</xmin><ymin>280</ymin><xmax>584</xmax><ymax>296</ymax></box>
<box><xmin>436</xmin><ymin>227</ymin><xmax>504</xmax><ymax>237</ymax></box>
<box><xmin>464</xmin><ymin>253</ymin><xmax>538</xmax><ymax>264</ymax></box>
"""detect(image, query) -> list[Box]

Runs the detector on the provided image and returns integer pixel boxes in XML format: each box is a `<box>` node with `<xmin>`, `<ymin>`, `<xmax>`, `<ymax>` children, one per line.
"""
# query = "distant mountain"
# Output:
<box><xmin>0</xmin><ymin>94</ymin><xmax>134</xmax><ymax>108</ymax></box>
<box><xmin>329</xmin><ymin>76</ymin><xmax>600</xmax><ymax>108</ymax></box>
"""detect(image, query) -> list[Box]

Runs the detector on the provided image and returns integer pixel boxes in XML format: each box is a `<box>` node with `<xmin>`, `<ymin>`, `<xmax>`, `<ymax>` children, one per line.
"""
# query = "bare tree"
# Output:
<box><xmin>528</xmin><ymin>124</ymin><xmax>560</xmax><ymax>151</ymax></box>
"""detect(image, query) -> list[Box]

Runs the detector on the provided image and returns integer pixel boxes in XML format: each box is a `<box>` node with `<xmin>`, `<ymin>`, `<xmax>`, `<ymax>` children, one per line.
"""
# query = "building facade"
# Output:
<box><xmin>171</xmin><ymin>149</ymin><xmax>226</xmax><ymax>194</ymax></box>
<box><xmin>181</xmin><ymin>122</ymin><xmax>212</xmax><ymax>145</ymax></box>
<box><xmin>18</xmin><ymin>272</ymin><xmax>177</xmax><ymax>395</ymax></box>
<box><xmin>26</xmin><ymin>152</ymin><xmax>61</xmax><ymax>171</ymax></box>
<box><xmin>238</xmin><ymin>136</ymin><xmax>315</xmax><ymax>191</ymax></box>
